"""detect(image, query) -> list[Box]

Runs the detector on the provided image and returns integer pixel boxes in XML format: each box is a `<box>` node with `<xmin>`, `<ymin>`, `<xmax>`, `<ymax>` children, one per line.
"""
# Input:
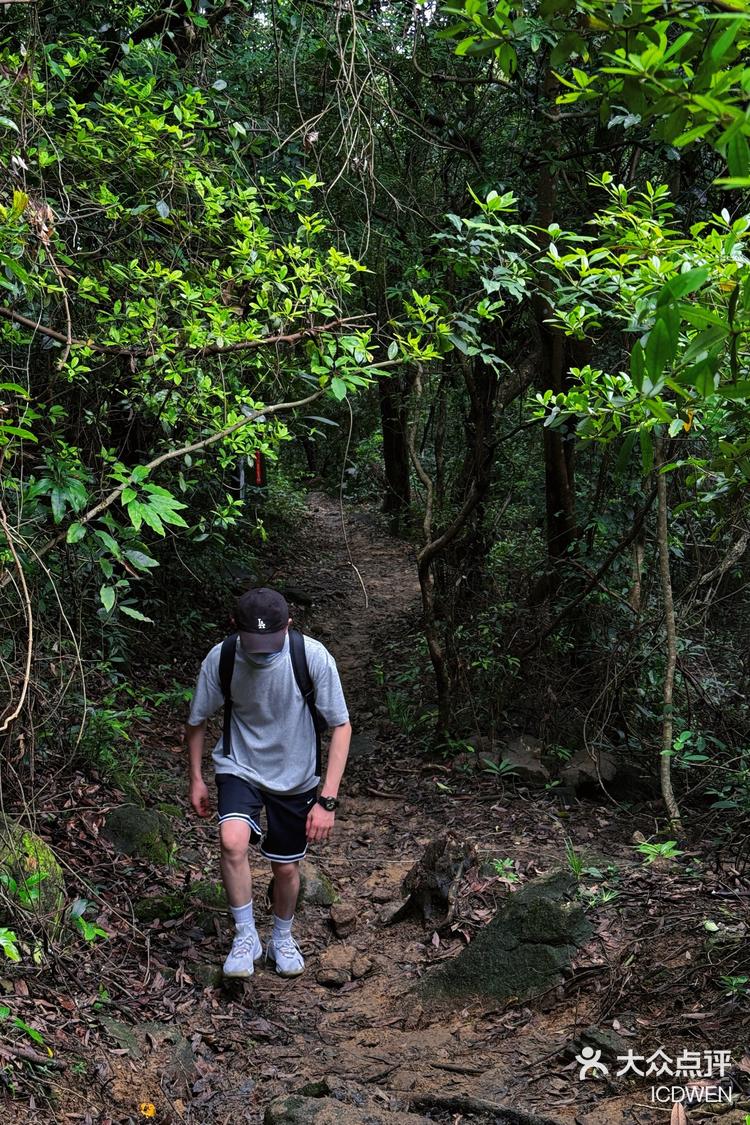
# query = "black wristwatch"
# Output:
<box><xmin>317</xmin><ymin>795</ymin><xmax>340</xmax><ymax>811</ymax></box>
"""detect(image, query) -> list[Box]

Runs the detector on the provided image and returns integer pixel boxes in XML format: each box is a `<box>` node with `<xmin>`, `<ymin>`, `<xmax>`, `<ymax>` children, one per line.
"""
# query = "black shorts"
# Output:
<box><xmin>216</xmin><ymin>774</ymin><xmax>317</xmax><ymax>863</ymax></box>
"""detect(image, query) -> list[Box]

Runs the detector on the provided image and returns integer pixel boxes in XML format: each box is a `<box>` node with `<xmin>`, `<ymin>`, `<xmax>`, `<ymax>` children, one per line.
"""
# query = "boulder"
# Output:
<box><xmin>420</xmin><ymin>870</ymin><xmax>591</xmax><ymax>1002</ymax></box>
<box><xmin>267</xmin><ymin>864</ymin><xmax>339</xmax><ymax>911</ymax></box>
<box><xmin>134</xmin><ymin>880</ymin><xmax>226</xmax><ymax>924</ymax></box>
<box><xmin>103</xmin><ymin>805</ymin><xmax>175</xmax><ymax>864</ymax></box>
<box><xmin>330</xmin><ymin>903</ymin><xmax>358</xmax><ymax>938</ymax></box>
<box><xmin>316</xmin><ymin>945</ymin><xmax>354</xmax><ymax>987</ymax></box>
<box><xmin>299</xmin><ymin>863</ymin><xmax>338</xmax><ymax>907</ymax></box>
<box><xmin>0</xmin><ymin>820</ymin><xmax>66</xmax><ymax>934</ymax></box>
<box><xmin>499</xmin><ymin>735</ymin><xmax>550</xmax><ymax>787</ymax></box>
<box><xmin>559</xmin><ymin>749</ymin><xmax>617</xmax><ymax>794</ymax></box>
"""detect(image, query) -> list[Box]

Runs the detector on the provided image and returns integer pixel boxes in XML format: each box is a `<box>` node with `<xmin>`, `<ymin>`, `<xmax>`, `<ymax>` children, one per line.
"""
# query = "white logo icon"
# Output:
<box><xmin>576</xmin><ymin>1046</ymin><xmax>609</xmax><ymax>1080</ymax></box>
<box><xmin>258</xmin><ymin>618</ymin><xmax>266</xmax><ymax>629</ymax></box>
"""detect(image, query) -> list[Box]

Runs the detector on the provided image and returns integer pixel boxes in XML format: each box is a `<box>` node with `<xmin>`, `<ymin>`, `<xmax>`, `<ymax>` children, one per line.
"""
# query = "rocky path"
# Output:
<box><xmin>9</xmin><ymin>496</ymin><xmax>748</xmax><ymax>1125</ymax></box>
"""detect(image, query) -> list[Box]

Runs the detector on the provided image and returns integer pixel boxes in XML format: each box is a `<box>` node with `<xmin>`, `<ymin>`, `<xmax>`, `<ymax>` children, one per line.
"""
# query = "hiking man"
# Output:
<box><xmin>186</xmin><ymin>587</ymin><xmax>351</xmax><ymax>979</ymax></box>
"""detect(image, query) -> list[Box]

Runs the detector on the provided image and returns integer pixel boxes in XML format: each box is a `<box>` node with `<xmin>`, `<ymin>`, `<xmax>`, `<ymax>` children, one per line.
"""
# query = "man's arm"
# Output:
<box><xmin>306</xmin><ymin>721</ymin><xmax>351</xmax><ymax>843</ymax></box>
<box><xmin>186</xmin><ymin>720</ymin><xmax>211</xmax><ymax>817</ymax></box>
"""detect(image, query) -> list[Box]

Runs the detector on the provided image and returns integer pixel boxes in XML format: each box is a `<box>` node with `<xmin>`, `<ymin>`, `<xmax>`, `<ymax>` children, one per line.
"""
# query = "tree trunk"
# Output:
<box><xmin>378</xmin><ymin>376</ymin><xmax>411</xmax><ymax>527</ymax></box>
<box><xmin>655</xmin><ymin>435</ymin><xmax>682</xmax><ymax>832</ymax></box>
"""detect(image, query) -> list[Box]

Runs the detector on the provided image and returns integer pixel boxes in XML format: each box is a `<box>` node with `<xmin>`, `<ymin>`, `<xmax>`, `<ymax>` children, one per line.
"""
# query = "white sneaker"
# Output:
<box><xmin>222</xmin><ymin>928</ymin><xmax>262</xmax><ymax>978</ymax></box>
<box><xmin>266</xmin><ymin>933</ymin><xmax>305</xmax><ymax>977</ymax></box>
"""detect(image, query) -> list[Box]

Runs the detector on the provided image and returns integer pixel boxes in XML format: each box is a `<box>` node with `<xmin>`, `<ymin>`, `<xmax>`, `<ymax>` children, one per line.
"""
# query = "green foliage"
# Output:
<box><xmin>492</xmin><ymin>857</ymin><xmax>520</xmax><ymax>883</ymax></box>
<box><xmin>69</xmin><ymin>898</ymin><xmax>109</xmax><ymax>943</ymax></box>
<box><xmin>0</xmin><ymin>1006</ymin><xmax>50</xmax><ymax>1053</ymax></box>
<box><xmin>0</xmin><ymin>870</ymin><xmax>47</xmax><ymax>910</ymax></box>
<box><xmin>442</xmin><ymin>0</ymin><xmax>750</xmax><ymax>183</ymax></box>
<box><xmin>0</xmin><ymin>928</ymin><xmax>21</xmax><ymax>963</ymax></box>
<box><xmin>720</xmin><ymin>974</ymin><xmax>749</xmax><ymax>1000</ymax></box>
<box><xmin>635</xmin><ymin>839</ymin><xmax>684</xmax><ymax>864</ymax></box>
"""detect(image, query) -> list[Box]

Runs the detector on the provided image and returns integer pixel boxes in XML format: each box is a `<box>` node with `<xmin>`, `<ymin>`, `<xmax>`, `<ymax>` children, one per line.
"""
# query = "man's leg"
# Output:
<box><xmin>270</xmin><ymin>860</ymin><xmax>300</xmax><ymax>919</ymax></box>
<box><xmin>262</xmin><ymin>790</ymin><xmax>314</xmax><ymax>978</ymax></box>
<box><xmin>216</xmin><ymin>774</ymin><xmax>264</xmax><ymax>978</ymax></box>
<box><xmin>219</xmin><ymin>818</ymin><xmax>253</xmax><ymax>906</ymax></box>
<box><xmin>267</xmin><ymin>861</ymin><xmax>304</xmax><ymax>977</ymax></box>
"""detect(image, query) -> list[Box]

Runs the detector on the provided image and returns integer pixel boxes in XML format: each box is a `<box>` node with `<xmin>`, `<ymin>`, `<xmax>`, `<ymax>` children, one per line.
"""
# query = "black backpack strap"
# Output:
<box><xmin>218</xmin><ymin>633</ymin><xmax>237</xmax><ymax>758</ymax></box>
<box><xmin>289</xmin><ymin>628</ymin><xmax>326</xmax><ymax>779</ymax></box>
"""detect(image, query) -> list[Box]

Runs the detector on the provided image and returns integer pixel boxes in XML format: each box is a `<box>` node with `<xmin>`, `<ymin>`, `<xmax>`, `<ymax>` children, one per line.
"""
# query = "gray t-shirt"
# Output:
<box><xmin>188</xmin><ymin>634</ymin><xmax>349</xmax><ymax>795</ymax></box>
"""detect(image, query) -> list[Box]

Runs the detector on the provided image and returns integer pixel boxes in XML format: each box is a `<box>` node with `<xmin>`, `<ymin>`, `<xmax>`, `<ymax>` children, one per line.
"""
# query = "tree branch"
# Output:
<box><xmin>0</xmin><ymin>308</ymin><xmax>367</xmax><ymax>358</ymax></box>
<box><xmin>0</xmin><ymin>390</ymin><xmax>325</xmax><ymax>588</ymax></box>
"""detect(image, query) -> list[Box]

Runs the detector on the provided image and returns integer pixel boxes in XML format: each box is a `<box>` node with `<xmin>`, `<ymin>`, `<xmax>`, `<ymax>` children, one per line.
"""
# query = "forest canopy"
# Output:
<box><xmin>2</xmin><ymin>0</ymin><xmax>750</xmax><ymax>890</ymax></box>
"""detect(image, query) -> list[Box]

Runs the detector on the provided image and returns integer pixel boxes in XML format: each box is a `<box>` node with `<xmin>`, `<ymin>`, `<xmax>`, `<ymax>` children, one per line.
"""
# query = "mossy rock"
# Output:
<box><xmin>0</xmin><ymin>820</ymin><xmax>66</xmax><ymax>934</ymax></box>
<box><xmin>134</xmin><ymin>880</ymin><xmax>226</xmax><ymax>923</ymax></box>
<box><xmin>268</xmin><ymin>863</ymin><xmax>337</xmax><ymax>911</ymax></box>
<box><xmin>156</xmin><ymin>803</ymin><xmax>183</xmax><ymax>819</ymax></box>
<box><xmin>420</xmin><ymin>870</ymin><xmax>591</xmax><ymax>1003</ymax></box>
<box><xmin>103</xmin><ymin>805</ymin><xmax>175</xmax><ymax>864</ymax></box>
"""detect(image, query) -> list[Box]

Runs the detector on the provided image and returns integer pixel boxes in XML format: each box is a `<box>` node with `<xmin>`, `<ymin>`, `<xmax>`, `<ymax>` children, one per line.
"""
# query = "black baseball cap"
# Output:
<box><xmin>235</xmin><ymin>588</ymin><xmax>290</xmax><ymax>652</ymax></box>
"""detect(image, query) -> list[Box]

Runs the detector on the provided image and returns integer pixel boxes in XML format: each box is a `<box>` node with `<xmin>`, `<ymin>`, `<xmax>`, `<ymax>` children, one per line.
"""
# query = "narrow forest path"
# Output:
<box><xmin>13</xmin><ymin>496</ymin><xmax>747</xmax><ymax>1125</ymax></box>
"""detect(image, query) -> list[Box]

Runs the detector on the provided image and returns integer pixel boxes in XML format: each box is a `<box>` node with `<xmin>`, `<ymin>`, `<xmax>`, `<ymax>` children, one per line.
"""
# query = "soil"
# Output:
<box><xmin>3</xmin><ymin>495</ymin><xmax>750</xmax><ymax>1125</ymax></box>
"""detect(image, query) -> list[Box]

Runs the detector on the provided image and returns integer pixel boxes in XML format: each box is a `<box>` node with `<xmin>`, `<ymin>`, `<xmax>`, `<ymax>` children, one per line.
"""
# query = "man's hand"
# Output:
<box><xmin>190</xmin><ymin>777</ymin><xmax>211</xmax><ymax>818</ymax></box>
<box><xmin>306</xmin><ymin>803</ymin><xmax>334</xmax><ymax>843</ymax></box>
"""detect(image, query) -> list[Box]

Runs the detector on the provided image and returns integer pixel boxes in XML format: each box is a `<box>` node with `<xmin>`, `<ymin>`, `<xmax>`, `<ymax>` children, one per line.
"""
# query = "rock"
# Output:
<box><xmin>0</xmin><ymin>820</ymin><xmax>66</xmax><ymax>934</ymax></box>
<box><xmin>560</xmin><ymin>749</ymin><xmax>617</xmax><ymax>794</ymax></box>
<box><xmin>350</xmin><ymin>955</ymin><xmax>373</xmax><ymax>980</ymax></box>
<box><xmin>631</xmin><ymin>831</ymin><xmax>646</xmax><ymax>845</ymax></box>
<box><xmin>136</xmin><ymin>1021</ymin><xmax>197</xmax><ymax>1090</ymax></box>
<box><xmin>103</xmin><ymin>805</ymin><xmax>175</xmax><ymax>864</ymax></box>
<box><xmin>348</xmin><ymin>733</ymin><xmax>378</xmax><ymax>760</ymax></box>
<box><xmin>187</xmin><ymin>960</ymin><xmax>224</xmax><ymax>988</ymax></box>
<box><xmin>265</xmin><ymin>1095</ymin><xmax>430</xmax><ymax>1125</ymax></box>
<box><xmin>99</xmin><ymin>1015</ymin><xmax>142</xmax><ymax>1058</ymax></box>
<box><xmin>330</xmin><ymin>903</ymin><xmax>358</xmax><ymax>938</ymax></box>
<box><xmin>499</xmin><ymin>735</ymin><xmax>550</xmax><ymax>787</ymax></box>
<box><xmin>420</xmin><ymin>870</ymin><xmax>592</xmax><ymax>1003</ymax></box>
<box><xmin>316</xmin><ymin>946</ymin><xmax>353</xmax><ymax>987</ymax></box>
<box><xmin>267</xmin><ymin>1092</ymin><xmax>563</xmax><ymax>1125</ymax></box>
<box><xmin>299</xmin><ymin>863</ymin><xmax>338</xmax><ymax>908</ymax></box>
<box><xmin>370</xmin><ymin>886</ymin><xmax>392</xmax><ymax>904</ymax></box>
<box><xmin>565</xmin><ymin>1025</ymin><xmax>630</xmax><ymax>1063</ymax></box>
<box><xmin>401</xmin><ymin>832</ymin><xmax>476</xmax><ymax>926</ymax></box>
<box><xmin>134</xmin><ymin>880</ymin><xmax>226</xmax><ymax>924</ymax></box>
<box><xmin>156</xmin><ymin>803</ymin><xmax>183</xmax><ymax>819</ymax></box>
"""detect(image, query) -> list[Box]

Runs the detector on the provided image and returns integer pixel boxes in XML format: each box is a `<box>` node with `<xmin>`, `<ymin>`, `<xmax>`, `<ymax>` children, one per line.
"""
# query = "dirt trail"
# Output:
<box><xmin>10</xmin><ymin>496</ymin><xmax>747</xmax><ymax>1124</ymax></box>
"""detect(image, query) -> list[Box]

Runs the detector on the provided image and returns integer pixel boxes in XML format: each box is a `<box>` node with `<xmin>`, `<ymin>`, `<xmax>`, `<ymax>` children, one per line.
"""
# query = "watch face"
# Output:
<box><xmin>320</xmin><ymin>796</ymin><xmax>337</xmax><ymax>810</ymax></box>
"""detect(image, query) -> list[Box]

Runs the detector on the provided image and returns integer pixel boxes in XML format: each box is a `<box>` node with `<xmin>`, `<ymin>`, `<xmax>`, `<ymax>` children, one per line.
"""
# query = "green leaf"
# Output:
<box><xmin>123</xmin><ymin>549</ymin><xmax>159</xmax><ymax>570</ymax></box>
<box><xmin>614</xmin><ymin>431</ymin><xmax>637</xmax><ymax>474</ymax></box>
<box><xmin>120</xmin><ymin>606</ymin><xmax>154</xmax><ymax>623</ymax></box>
<box><xmin>727</xmin><ymin>133</ymin><xmax>750</xmax><ymax>178</ymax></box>
<box><xmin>630</xmin><ymin>341</ymin><xmax>646</xmax><ymax>391</ymax></box>
<box><xmin>639</xmin><ymin>430</ymin><xmax>654</xmax><ymax>475</ymax></box>
<box><xmin>721</xmin><ymin>380</ymin><xmax>750</xmax><ymax>400</ymax></box>
<box><xmin>645</xmin><ymin>318</ymin><xmax>673</xmax><ymax>382</ymax></box>
<box><xmin>99</xmin><ymin>586</ymin><xmax>116</xmax><ymax>613</ymax></box>
<box><xmin>330</xmin><ymin>377</ymin><xmax>347</xmax><ymax>401</ymax></box>
<box><xmin>66</xmin><ymin>522</ymin><xmax>87</xmax><ymax>544</ymax></box>
<box><xmin>387</xmin><ymin>340</ymin><xmax>398</xmax><ymax>360</ymax></box>
<box><xmin>658</xmin><ymin>268</ymin><xmax>708</xmax><ymax>304</ymax></box>
<box><xmin>140</xmin><ymin>506</ymin><xmax>165</xmax><ymax>536</ymax></box>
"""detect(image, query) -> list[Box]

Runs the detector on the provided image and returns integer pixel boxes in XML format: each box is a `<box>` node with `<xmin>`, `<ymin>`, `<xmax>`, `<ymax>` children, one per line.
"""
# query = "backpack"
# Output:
<box><xmin>218</xmin><ymin>629</ymin><xmax>328</xmax><ymax>777</ymax></box>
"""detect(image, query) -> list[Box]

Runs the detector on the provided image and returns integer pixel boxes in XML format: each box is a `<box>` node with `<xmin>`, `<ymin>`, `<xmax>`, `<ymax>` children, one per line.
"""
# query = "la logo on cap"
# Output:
<box><xmin>258</xmin><ymin>618</ymin><xmax>266</xmax><ymax>629</ymax></box>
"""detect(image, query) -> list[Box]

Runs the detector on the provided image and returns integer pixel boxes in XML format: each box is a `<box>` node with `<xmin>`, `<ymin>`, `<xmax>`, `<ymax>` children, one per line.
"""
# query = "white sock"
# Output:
<box><xmin>272</xmin><ymin>914</ymin><xmax>293</xmax><ymax>942</ymax></box>
<box><xmin>230</xmin><ymin>900</ymin><xmax>255</xmax><ymax>931</ymax></box>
